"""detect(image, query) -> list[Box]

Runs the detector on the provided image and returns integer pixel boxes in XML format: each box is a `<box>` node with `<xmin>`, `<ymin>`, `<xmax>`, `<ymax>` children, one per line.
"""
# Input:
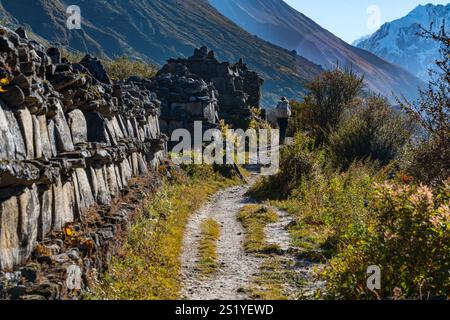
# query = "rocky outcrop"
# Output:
<box><xmin>155</xmin><ymin>46</ymin><xmax>263</xmax><ymax>134</ymax></box>
<box><xmin>0</xmin><ymin>25</ymin><xmax>166</xmax><ymax>278</ymax></box>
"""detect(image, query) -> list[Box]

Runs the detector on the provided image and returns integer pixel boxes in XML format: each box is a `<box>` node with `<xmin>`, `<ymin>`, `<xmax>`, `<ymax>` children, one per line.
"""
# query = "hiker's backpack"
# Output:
<box><xmin>275</xmin><ymin>100</ymin><xmax>292</xmax><ymax>118</ymax></box>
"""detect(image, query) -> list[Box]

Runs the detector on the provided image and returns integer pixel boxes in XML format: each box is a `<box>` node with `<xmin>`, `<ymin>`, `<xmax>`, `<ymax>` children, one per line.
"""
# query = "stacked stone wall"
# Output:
<box><xmin>0</xmin><ymin>27</ymin><xmax>166</xmax><ymax>270</ymax></box>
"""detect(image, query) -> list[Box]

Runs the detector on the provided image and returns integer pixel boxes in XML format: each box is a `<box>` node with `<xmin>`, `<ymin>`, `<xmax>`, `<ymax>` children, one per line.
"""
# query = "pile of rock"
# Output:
<box><xmin>156</xmin><ymin>46</ymin><xmax>264</xmax><ymax>132</ymax></box>
<box><xmin>152</xmin><ymin>62</ymin><xmax>219</xmax><ymax>138</ymax></box>
<box><xmin>0</xmin><ymin>25</ymin><xmax>166</xmax><ymax>297</ymax></box>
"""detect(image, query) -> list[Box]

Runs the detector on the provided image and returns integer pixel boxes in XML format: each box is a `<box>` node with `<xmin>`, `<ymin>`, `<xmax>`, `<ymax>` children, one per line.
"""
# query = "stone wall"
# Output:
<box><xmin>0</xmin><ymin>27</ymin><xmax>166</xmax><ymax>271</ymax></box>
<box><xmin>152</xmin><ymin>58</ymin><xmax>220</xmax><ymax>138</ymax></box>
<box><xmin>156</xmin><ymin>46</ymin><xmax>264</xmax><ymax>134</ymax></box>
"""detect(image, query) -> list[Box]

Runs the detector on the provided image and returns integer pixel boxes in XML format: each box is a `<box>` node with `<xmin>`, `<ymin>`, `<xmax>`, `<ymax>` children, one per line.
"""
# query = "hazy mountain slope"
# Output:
<box><xmin>0</xmin><ymin>0</ymin><xmax>324</xmax><ymax>106</ymax></box>
<box><xmin>356</xmin><ymin>4</ymin><xmax>450</xmax><ymax>79</ymax></box>
<box><xmin>352</xmin><ymin>35</ymin><xmax>372</xmax><ymax>47</ymax></box>
<box><xmin>209</xmin><ymin>0</ymin><xmax>424</xmax><ymax>100</ymax></box>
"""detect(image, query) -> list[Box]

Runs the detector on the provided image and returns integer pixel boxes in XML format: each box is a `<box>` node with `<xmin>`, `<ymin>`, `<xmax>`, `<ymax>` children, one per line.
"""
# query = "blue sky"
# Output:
<box><xmin>284</xmin><ymin>0</ymin><xmax>449</xmax><ymax>43</ymax></box>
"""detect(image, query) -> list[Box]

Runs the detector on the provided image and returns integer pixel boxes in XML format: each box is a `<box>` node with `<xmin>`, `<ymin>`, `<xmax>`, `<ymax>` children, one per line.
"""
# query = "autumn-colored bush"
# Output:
<box><xmin>103</xmin><ymin>55</ymin><xmax>158</xmax><ymax>80</ymax></box>
<box><xmin>324</xmin><ymin>180</ymin><xmax>450</xmax><ymax>299</ymax></box>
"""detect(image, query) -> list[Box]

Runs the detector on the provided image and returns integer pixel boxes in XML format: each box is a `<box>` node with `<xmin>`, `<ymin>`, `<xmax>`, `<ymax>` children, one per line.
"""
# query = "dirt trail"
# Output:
<box><xmin>265</xmin><ymin>209</ymin><xmax>293</xmax><ymax>252</ymax></box>
<box><xmin>180</xmin><ymin>170</ymin><xmax>323</xmax><ymax>300</ymax></box>
<box><xmin>180</xmin><ymin>173</ymin><xmax>260</xmax><ymax>300</ymax></box>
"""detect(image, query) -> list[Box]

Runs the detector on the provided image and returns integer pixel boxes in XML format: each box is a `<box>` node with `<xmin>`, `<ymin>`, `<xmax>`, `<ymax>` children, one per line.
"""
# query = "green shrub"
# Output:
<box><xmin>286</xmin><ymin>100</ymin><xmax>303</xmax><ymax>136</ymax></box>
<box><xmin>403</xmin><ymin>135</ymin><xmax>450</xmax><ymax>184</ymax></box>
<box><xmin>103</xmin><ymin>55</ymin><xmax>158</xmax><ymax>80</ymax></box>
<box><xmin>324</xmin><ymin>180</ymin><xmax>450</xmax><ymax>299</ymax></box>
<box><xmin>250</xmin><ymin>132</ymin><xmax>324</xmax><ymax>199</ymax></box>
<box><xmin>328</xmin><ymin>95</ymin><xmax>414</xmax><ymax>169</ymax></box>
<box><xmin>299</xmin><ymin>68</ymin><xmax>364</xmax><ymax>144</ymax></box>
<box><xmin>282</xmin><ymin>163</ymin><xmax>380</xmax><ymax>256</ymax></box>
<box><xmin>60</xmin><ymin>49</ymin><xmax>157</xmax><ymax>81</ymax></box>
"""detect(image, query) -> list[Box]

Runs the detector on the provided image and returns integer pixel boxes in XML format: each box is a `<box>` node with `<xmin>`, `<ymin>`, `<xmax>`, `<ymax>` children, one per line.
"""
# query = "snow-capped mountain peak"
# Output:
<box><xmin>355</xmin><ymin>4</ymin><xmax>450</xmax><ymax>79</ymax></box>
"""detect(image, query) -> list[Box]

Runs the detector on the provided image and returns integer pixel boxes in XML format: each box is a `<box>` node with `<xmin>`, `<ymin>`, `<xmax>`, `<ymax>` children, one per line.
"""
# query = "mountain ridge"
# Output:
<box><xmin>209</xmin><ymin>0</ymin><xmax>424</xmax><ymax>100</ymax></box>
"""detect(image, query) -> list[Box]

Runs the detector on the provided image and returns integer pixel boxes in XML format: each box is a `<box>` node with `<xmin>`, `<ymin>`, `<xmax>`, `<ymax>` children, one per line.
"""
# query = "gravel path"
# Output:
<box><xmin>180</xmin><ymin>174</ymin><xmax>260</xmax><ymax>300</ymax></box>
<box><xmin>180</xmin><ymin>170</ymin><xmax>324</xmax><ymax>300</ymax></box>
<box><xmin>265</xmin><ymin>209</ymin><xmax>294</xmax><ymax>252</ymax></box>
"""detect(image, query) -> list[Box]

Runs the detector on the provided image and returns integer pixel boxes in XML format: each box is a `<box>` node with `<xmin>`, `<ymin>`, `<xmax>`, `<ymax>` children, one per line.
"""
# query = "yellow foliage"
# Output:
<box><xmin>0</xmin><ymin>77</ymin><xmax>9</xmax><ymax>93</ymax></box>
<box><xmin>64</xmin><ymin>225</ymin><xmax>75</xmax><ymax>237</ymax></box>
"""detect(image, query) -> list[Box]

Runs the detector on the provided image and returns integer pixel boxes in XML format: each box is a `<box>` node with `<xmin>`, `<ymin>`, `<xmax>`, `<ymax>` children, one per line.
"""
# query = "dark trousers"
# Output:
<box><xmin>277</xmin><ymin>118</ymin><xmax>289</xmax><ymax>145</ymax></box>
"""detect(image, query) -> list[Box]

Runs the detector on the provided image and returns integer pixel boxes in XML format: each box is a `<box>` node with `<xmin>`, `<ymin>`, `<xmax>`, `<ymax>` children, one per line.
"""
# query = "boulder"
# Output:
<box><xmin>94</xmin><ymin>166</ymin><xmax>111</xmax><ymax>205</ymax></box>
<box><xmin>74</xmin><ymin>168</ymin><xmax>95</xmax><ymax>213</ymax></box>
<box><xmin>84</xmin><ymin>112</ymin><xmax>109</xmax><ymax>143</ymax></box>
<box><xmin>4</xmin><ymin>107</ymin><xmax>27</xmax><ymax>160</ymax></box>
<box><xmin>0</xmin><ymin>85</ymin><xmax>25</xmax><ymax>107</ymax></box>
<box><xmin>32</xmin><ymin>115</ymin><xmax>43</xmax><ymax>159</ymax></box>
<box><xmin>80</xmin><ymin>55</ymin><xmax>112</xmax><ymax>85</ymax></box>
<box><xmin>38</xmin><ymin>186</ymin><xmax>53</xmax><ymax>241</ymax></box>
<box><xmin>37</xmin><ymin>115</ymin><xmax>53</xmax><ymax>160</ymax></box>
<box><xmin>0</xmin><ymin>103</ymin><xmax>18</xmax><ymax>160</ymax></box>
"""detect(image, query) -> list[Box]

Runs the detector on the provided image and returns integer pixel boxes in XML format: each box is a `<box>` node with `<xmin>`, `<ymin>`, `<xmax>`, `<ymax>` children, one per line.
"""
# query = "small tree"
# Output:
<box><xmin>301</xmin><ymin>68</ymin><xmax>364</xmax><ymax>144</ymax></box>
<box><xmin>398</xmin><ymin>24</ymin><xmax>450</xmax><ymax>184</ymax></box>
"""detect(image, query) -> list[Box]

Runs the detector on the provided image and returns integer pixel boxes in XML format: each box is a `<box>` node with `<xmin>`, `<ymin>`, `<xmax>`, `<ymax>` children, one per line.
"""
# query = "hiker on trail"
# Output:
<box><xmin>275</xmin><ymin>97</ymin><xmax>291</xmax><ymax>145</ymax></box>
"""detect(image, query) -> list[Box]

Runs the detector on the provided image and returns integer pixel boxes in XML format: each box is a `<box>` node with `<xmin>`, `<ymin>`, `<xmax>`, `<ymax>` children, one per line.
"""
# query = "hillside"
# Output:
<box><xmin>0</xmin><ymin>0</ymin><xmax>324</xmax><ymax>106</ymax></box>
<box><xmin>355</xmin><ymin>4</ymin><xmax>450</xmax><ymax>79</ymax></box>
<box><xmin>209</xmin><ymin>0</ymin><xmax>424</xmax><ymax>100</ymax></box>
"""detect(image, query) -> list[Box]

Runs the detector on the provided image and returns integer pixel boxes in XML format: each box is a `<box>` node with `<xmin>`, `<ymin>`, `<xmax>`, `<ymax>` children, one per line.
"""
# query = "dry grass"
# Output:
<box><xmin>103</xmin><ymin>56</ymin><xmax>158</xmax><ymax>81</ymax></box>
<box><xmin>60</xmin><ymin>49</ymin><xmax>157</xmax><ymax>81</ymax></box>
<box><xmin>246</xmin><ymin>256</ymin><xmax>295</xmax><ymax>300</ymax></box>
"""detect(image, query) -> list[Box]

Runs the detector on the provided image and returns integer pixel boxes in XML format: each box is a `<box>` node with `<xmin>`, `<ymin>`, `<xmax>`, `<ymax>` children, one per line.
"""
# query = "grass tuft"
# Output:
<box><xmin>238</xmin><ymin>205</ymin><xmax>279</xmax><ymax>253</ymax></box>
<box><xmin>246</xmin><ymin>257</ymin><xmax>294</xmax><ymax>300</ymax></box>
<box><xmin>197</xmin><ymin>219</ymin><xmax>221</xmax><ymax>276</ymax></box>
